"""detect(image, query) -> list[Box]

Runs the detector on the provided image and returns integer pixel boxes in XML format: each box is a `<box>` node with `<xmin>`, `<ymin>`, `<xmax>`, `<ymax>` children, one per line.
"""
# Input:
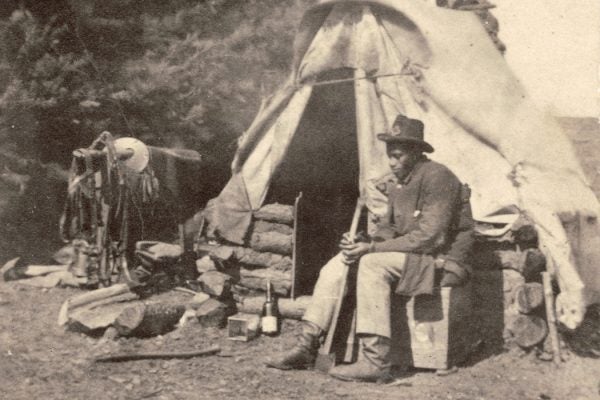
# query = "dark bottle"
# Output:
<box><xmin>261</xmin><ymin>279</ymin><xmax>279</xmax><ymax>336</ymax></box>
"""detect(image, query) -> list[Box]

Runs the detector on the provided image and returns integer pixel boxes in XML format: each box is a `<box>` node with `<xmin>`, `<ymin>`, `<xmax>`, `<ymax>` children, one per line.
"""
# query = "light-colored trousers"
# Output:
<box><xmin>303</xmin><ymin>252</ymin><xmax>406</xmax><ymax>339</ymax></box>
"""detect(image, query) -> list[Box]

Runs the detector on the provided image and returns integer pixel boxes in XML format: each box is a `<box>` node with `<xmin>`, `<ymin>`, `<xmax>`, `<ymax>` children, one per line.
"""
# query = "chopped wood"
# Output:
<box><xmin>17</xmin><ymin>271</ymin><xmax>84</xmax><ymax>288</ymax></box>
<box><xmin>237</xmin><ymin>295</ymin><xmax>312</xmax><ymax>320</ymax></box>
<box><xmin>0</xmin><ymin>257</ymin><xmax>19</xmax><ymax>276</ymax></box>
<box><xmin>197</xmin><ymin>243</ymin><xmax>292</xmax><ymax>271</ymax></box>
<box><xmin>494</xmin><ymin>248</ymin><xmax>546</xmax><ymax>280</ymax></box>
<box><xmin>114</xmin><ymin>303</ymin><xmax>186</xmax><ymax>337</ymax></box>
<box><xmin>79</xmin><ymin>292</ymin><xmax>140</xmax><ymax>311</ymax></box>
<box><xmin>95</xmin><ymin>345</ymin><xmax>221</xmax><ymax>363</ymax></box>
<box><xmin>197</xmin><ymin>270</ymin><xmax>232</xmax><ymax>299</ymax></box>
<box><xmin>68</xmin><ymin>301</ymin><xmax>142</xmax><ymax>334</ymax></box>
<box><xmin>189</xmin><ymin>292</ymin><xmax>210</xmax><ymax>307</ymax></box>
<box><xmin>509</xmin><ymin>314</ymin><xmax>548</xmax><ymax>348</ymax></box>
<box><xmin>235</xmin><ymin>247</ymin><xmax>292</xmax><ymax>271</ymax></box>
<box><xmin>239</xmin><ymin>268</ymin><xmax>291</xmax><ymax>297</ymax></box>
<box><xmin>58</xmin><ymin>283</ymin><xmax>132</xmax><ymax>326</ymax></box>
<box><xmin>515</xmin><ymin>282</ymin><xmax>544</xmax><ymax>314</ymax></box>
<box><xmin>173</xmin><ymin>287</ymin><xmax>199</xmax><ymax>296</ymax></box>
<box><xmin>249</xmin><ymin>232</ymin><xmax>293</xmax><ymax>255</ymax></box>
<box><xmin>135</xmin><ymin>241</ymin><xmax>183</xmax><ymax>267</ymax></box>
<box><xmin>3</xmin><ymin>263</ymin><xmax>69</xmax><ymax>281</ymax></box>
<box><xmin>196</xmin><ymin>256</ymin><xmax>217</xmax><ymax>274</ymax></box>
<box><xmin>195</xmin><ymin>299</ymin><xmax>231</xmax><ymax>328</ymax></box>
<box><xmin>252</xmin><ymin>220</ymin><xmax>293</xmax><ymax>236</ymax></box>
<box><xmin>253</xmin><ymin>203</ymin><xmax>294</xmax><ymax>225</ymax></box>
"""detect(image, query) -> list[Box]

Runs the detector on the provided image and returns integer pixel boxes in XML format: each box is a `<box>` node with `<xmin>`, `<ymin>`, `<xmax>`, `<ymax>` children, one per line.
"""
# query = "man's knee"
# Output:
<box><xmin>316</xmin><ymin>253</ymin><xmax>347</xmax><ymax>285</ymax></box>
<box><xmin>357</xmin><ymin>252</ymin><xmax>406</xmax><ymax>283</ymax></box>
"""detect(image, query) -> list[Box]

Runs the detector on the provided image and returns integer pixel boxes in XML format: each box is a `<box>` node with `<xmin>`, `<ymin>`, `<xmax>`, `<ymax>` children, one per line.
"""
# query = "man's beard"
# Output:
<box><xmin>392</xmin><ymin>159</ymin><xmax>418</xmax><ymax>181</ymax></box>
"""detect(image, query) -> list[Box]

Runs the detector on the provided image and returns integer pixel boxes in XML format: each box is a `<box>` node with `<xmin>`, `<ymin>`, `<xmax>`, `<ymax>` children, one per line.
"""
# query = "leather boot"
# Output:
<box><xmin>329</xmin><ymin>335</ymin><xmax>392</xmax><ymax>383</ymax></box>
<box><xmin>265</xmin><ymin>321</ymin><xmax>323</xmax><ymax>370</ymax></box>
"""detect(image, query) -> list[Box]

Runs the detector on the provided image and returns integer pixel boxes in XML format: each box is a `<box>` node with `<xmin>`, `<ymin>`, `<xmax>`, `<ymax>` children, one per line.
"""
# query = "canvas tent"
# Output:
<box><xmin>204</xmin><ymin>0</ymin><xmax>600</xmax><ymax>329</ymax></box>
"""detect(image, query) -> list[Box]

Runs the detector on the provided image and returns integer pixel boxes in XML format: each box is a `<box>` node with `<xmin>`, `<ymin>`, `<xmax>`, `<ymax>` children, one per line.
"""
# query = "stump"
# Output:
<box><xmin>509</xmin><ymin>314</ymin><xmax>548</xmax><ymax>348</ymax></box>
<box><xmin>514</xmin><ymin>282</ymin><xmax>544</xmax><ymax>314</ymax></box>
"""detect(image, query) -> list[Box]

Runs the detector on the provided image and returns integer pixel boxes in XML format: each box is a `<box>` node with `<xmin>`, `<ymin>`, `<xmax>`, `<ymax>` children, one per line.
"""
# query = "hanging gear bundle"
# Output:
<box><xmin>60</xmin><ymin>131</ymin><xmax>159</xmax><ymax>288</ymax></box>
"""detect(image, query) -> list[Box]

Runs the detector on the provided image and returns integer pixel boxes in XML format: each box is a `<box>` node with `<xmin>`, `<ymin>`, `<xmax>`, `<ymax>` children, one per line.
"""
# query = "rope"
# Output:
<box><xmin>298</xmin><ymin>70</ymin><xmax>419</xmax><ymax>88</ymax></box>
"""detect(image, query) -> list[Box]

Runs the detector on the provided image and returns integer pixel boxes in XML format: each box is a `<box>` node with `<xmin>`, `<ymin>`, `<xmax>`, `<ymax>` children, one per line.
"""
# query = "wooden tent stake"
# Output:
<box><xmin>542</xmin><ymin>272</ymin><xmax>561</xmax><ymax>365</ymax></box>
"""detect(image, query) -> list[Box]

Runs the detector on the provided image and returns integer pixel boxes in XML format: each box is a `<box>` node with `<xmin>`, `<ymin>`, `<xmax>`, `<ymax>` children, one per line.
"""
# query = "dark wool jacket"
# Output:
<box><xmin>371</xmin><ymin>158</ymin><xmax>474</xmax><ymax>296</ymax></box>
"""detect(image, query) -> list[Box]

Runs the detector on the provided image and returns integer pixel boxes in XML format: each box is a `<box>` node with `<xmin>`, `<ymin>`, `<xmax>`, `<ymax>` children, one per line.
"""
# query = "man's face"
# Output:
<box><xmin>387</xmin><ymin>143</ymin><xmax>421</xmax><ymax>181</ymax></box>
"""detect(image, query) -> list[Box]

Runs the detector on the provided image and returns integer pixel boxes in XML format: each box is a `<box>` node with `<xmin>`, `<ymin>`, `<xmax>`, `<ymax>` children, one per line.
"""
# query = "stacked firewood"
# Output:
<box><xmin>197</xmin><ymin>203</ymin><xmax>295</xmax><ymax>297</ymax></box>
<box><xmin>470</xmin><ymin>219</ymin><xmax>551</xmax><ymax>349</ymax></box>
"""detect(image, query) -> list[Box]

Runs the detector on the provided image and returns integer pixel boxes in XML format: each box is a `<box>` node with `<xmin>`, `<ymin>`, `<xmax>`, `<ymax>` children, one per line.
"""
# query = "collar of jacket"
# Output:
<box><xmin>400</xmin><ymin>156</ymin><xmax>429</xmax><ymax>185</ymax></box>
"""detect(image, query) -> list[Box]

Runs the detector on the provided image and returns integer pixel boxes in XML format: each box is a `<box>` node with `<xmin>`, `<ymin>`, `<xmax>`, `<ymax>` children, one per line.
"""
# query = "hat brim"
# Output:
<box><xmin>377</xmin><ymin>133</ymin><xmax>434</xmax><ymax>153</ymax></box>
<box><xmin>114</xmin><ymin>137</ymin><xmax>150</xmax><ymax>172</ymax></box>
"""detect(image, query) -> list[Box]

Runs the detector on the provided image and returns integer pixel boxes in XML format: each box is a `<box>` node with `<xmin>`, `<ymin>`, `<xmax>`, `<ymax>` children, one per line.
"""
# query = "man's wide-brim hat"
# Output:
<box><xmin>377</xmin><ymin>114</ymin><xmax>434</xmax><ymax>153</ymax></box>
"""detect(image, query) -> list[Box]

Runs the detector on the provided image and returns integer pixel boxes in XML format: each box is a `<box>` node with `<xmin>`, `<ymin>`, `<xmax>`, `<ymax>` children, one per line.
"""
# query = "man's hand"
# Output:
<box><xmin>339</xmin><ymin>241</ymin><xmax>371</xmax><ymax>264</ymax></box>
<box><xmin>340</xmin><ymin>231</ymin><xmax>368</xmax><ymax>244</ymax></box>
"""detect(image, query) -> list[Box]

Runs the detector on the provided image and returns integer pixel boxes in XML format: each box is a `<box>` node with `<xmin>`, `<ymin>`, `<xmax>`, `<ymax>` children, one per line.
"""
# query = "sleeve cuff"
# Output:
<box><xmin>369</xmin><ymin>241</ymin><xmax>377</xmax><ymax>253</ymax></box>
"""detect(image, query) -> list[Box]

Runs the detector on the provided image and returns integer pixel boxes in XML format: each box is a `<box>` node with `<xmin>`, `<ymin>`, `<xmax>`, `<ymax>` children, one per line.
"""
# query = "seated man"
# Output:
<box><xmin>266</xmin><ymin>114</ymin><xmax>474</xmax><ymax>383</ymax></box>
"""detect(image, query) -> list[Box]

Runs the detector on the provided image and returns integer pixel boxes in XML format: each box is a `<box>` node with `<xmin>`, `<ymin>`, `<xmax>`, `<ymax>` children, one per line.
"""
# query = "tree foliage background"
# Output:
<box><xmin>0</xmin><ymin>0</ymin><xmax>311</xmax><ymax>165</ymax></box>
<box><xmin>0</xmin><ymin>0</ymin><xmax>312</xmax><ymax>262</ymax></box>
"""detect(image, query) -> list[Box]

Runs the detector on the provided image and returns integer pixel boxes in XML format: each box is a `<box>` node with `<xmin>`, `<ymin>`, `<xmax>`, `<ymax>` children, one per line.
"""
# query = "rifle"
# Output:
<box><xmin>314</xmin><ymin>197</ymin><xmax>364</xmax><ymax>373</ymax></box>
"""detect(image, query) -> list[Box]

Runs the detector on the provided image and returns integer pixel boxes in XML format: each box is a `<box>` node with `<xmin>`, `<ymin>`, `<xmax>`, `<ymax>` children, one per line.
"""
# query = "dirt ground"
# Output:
<box><xmin>0</xmin><ymin>282</ymin><xmax>598</xmax><ymax>400</ymax></box>
<box><xmin>1</xmin><ymin>117</ymin><xmax>599</xmax><ymax>400</ymax></box>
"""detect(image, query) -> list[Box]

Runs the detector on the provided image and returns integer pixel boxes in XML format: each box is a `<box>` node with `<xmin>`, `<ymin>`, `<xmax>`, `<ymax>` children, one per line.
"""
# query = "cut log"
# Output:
<box><xmin>239</xmin><ymin>268</ymin><xmax>291</xmax><ymax>297</ymax></box>
<box><xmin>135</xmin><ymin>241</ymin><xmax>183</xmax><ymax>267</ymax></box>
<box><xmin>114</xmin><ymin>303</ymin><xmax>186</xmax><ymax>337</ymax></box>
<box><xmin>252</xmin><ymin>220</ymin><xmax>293</xmax><ymax>236</ymax></box>
<box><xmin>509</xmin><ymin>314</ymin><xmax>548</xmax><ymax>348</ymax></box>
<box><xmin>197</xmin><ymin>270</ymin><xmax>232</xmax><ymax>299</ymax></box>
<box><xmin>77</xmin><ymin>292</ymin><xmax>139</xmax><ymax>312</ymax></box>
<box><xmin>196</xmin><ymin>256</ymin><xmax>217</xmax><ymax>274</ymax></box>
<box><xmin>68</xmin><ymin>300</ymin><xmax>142</xmax><ymax>334</ymax></box>
<box><xmin>235</xmin><ymin>247</ymin><xmax>292</xmax><ymax>271</ymax></box>
<box><xmin>195</xmin><ymin>299</ymin><xmax>231</xmax><ymax>328</ymax></box>
<box><xmin>58</xmin><ymin>283</ymin><xmax>132</xmax><ymax>326</ymax></box>
<box><xmin>515</xmin><ymin>282</ymin><xmax>544</xmax><ymax>314</ymax></box>
<box><xmin>494</xmin><ymin>248</ymin><xmax>546</xmax><ymax>280</ymax></box>
<box><xmin>196</xmin><ymin>244</ymin><xmax>292</xmax><ymax>271</ymax></box>
<box><xmin>253</xmin><ymin>203</ymin><xmax>294</xmax><ymax>225</ymax></box>
<box><xmin>237</xmin><ymin>295</ymin><xmax>312</xmax><ymax>320</ymax></box>
<box><xmin>520</xmin><ymin>249</ymin><xmax>546</xmax><ymax>281</ymax></box>
<box><xmin>3</xmin><ymin>263</ymin><xmax>68</xmax><ymax>281</ymax></box>
<box><xmin>249</xmin><ymin>232</ymin><xmax>293</xmax><ymax>255</ymax></box>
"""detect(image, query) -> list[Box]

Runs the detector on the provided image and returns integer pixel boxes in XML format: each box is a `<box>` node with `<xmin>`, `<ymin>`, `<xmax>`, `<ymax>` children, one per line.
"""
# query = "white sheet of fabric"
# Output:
<box><xmin>241</xmin><ymin>85</ymin><xmax>313</xmax><ymax>209</ymax></box>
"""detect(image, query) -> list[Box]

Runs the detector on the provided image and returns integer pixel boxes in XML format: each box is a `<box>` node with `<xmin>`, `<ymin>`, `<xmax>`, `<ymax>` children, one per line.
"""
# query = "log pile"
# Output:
<box><xmin>471</xmin><ymin>218</ymin><xmax>552</xmax><ymax>350</ymax></box>
<box><xmin>197</xmin><ymin>203</ymin><xmax>295</xmax><ymax>297</ymax></box>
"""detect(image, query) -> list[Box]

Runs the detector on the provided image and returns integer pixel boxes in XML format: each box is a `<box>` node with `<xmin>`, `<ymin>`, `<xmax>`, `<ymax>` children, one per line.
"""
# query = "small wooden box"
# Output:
<box><xmin>390</xmin><ymin>285</ymin><xmax>474</xmax><ymax>370</ymax></box>
<box><xmin>227</xmin><ymin>313</ymin><xmax>260</xmax><ymax>341</ymax></box>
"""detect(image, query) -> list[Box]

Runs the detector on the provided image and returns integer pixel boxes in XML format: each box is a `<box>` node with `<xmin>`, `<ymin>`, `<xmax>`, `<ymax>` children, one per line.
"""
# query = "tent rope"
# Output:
<box><xmin>297</xmin><ymin>71</ymin><xmax>418</xmax><ymax>88</ymax></box>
